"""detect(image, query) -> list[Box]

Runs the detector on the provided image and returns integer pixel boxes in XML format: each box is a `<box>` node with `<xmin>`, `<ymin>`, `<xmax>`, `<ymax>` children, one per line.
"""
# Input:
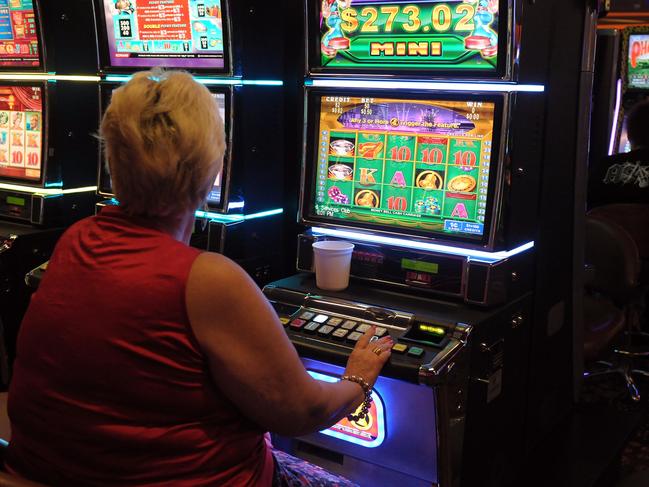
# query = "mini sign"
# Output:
<box><xmin>318</xmin><ymin>0</ymin><xmax>501</xmax><ymax>72</ymax></box>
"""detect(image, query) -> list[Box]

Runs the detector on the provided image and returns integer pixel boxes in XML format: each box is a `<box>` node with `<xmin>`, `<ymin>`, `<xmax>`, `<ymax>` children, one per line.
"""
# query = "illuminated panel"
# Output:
<box><xmin>628</xmin><ymin>34</ymin><xmax>649</xmax><ymax>90</ymax></box>
<box><xmin>0</xmin><ymin>0</ymin><xmax>41</xmax><ymax>68</ymax></box>
<box><xmin>316</xmin><ymin>0</ymin><xmax>503</xmax><ymax>73</ymax></box>
<box><xmin>101</xmin><ymin>0</ymin><xmax>228</xmax><ymax>70</ymax></box>
<box><xmin>205</xmin><ymin>92</ymin><xmax>226</xmax><ymax>206</ymax></box>
<box><xmin>308</xmin><ymin>370</ymin><xmax>386</xmax><ymax>448</ymax></box>
<box><xmin>0</xmin><ymin>85</ymin><xmax>43</xmax><ymax>183</ymax></box>
<box><xmin>309</xmin><ymin>94</ymin><xmax>497</xmax><ymax>241</ymax></box>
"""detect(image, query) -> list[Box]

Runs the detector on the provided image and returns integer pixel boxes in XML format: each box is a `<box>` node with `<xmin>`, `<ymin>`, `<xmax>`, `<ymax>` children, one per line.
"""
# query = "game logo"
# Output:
<box><xmin>0</xmin><ymin>0</ymin><xmax>41</xmax><ymax>68</ymax></box>
<box><xmin>310</xmin><ymin>95</ymin><xmax>497</xmax><ymax>239</ymax></box>
<box><xmin>317</xmin><ymin>0</ymin><xmax>501</xmax><ymax>72</ymax></box>
<box><xmin>0</xmin><ymin>85</ymin><xmax>43</xmax><ymax>182</ymax></box>
<box><xmin>628</xmin><ymin>34</ymin><xmax>649</xmax><ymax>90</ymax></box>
<box><xmin>101</xmin><ymin>0</ymin><xmax>227</xmax><ymax>70</ymax></box>
<box><xmin>308</xmin><ymin>371</ymin><xmax>386</xmax><ymax>448</ymax></box>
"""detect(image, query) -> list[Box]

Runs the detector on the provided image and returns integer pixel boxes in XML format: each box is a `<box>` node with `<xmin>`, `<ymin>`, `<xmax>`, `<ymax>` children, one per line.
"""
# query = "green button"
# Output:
<box><xmin>408</xmin><ymin>347</ymin><xmax>425</xmax><ymax>358</ymax></box>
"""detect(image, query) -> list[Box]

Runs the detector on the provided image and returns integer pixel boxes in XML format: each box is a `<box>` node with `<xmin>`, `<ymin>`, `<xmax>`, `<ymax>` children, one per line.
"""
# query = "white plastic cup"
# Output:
<box><xmin>312</xmin><ymin>240</ymin><xmax>355</xmax><ymax>291</ymax></box>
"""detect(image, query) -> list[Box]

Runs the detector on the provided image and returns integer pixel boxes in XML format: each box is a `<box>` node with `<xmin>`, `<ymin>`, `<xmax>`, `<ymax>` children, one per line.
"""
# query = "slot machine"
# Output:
<box><xmin>93</xmin><ymin>0</ymin><xmax>288</xmax><ymax>284</ymax></box>
<box><xmin>591</xmin><ymin>25</ymin><xmax>649</xmax><ymax>161</ymax></box>
<box><xmin>0</xmin><ymin>0</ymin><xmax>101</xmax><ymax>381</ymax></box>
<box><xmin>265</xmin><ymin>1</ymin><xmax>596</xmax><ymax>486</ymax></box>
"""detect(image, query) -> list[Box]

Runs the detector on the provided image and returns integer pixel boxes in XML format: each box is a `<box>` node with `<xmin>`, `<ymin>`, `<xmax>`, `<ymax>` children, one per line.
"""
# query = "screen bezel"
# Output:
<box><xmin>306</xmin><ymin>0</ymin><xmax>512</xmax><ymax>80</ymax></box>
<box><xmin>300</xmin><ymin>88</ymin><xmax>507</xmax><ymax>249</ymax></box>
<box><xmin>97</xmin><ymin>83</ymin><xmax>233</xmax><ymax>213</ymax></box>
<box><xmin>622</xmin><ymin>26</ymin><xmax>649</xmax><ymax>92</ymax></box>
<box><xmin>0</xmin><ymin>81</ymin><xmax>48</xmax><ymax>187</ymax></box>
<box><xmin>93</xmin><ymin>0</ymin><xmax>233</xmax><ymax>75</ymax></box>
<box><xmin>0</xmin><ymin>0</ymin><xmax>45</xmax><ymax>71</ymax></box>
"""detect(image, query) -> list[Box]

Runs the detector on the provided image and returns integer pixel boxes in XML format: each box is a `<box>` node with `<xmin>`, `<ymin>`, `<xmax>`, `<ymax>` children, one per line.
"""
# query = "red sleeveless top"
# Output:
<box><xmin>5</xmin><ymin>206</ymin><xmax>273</xmax><ymax>486</ymax></box>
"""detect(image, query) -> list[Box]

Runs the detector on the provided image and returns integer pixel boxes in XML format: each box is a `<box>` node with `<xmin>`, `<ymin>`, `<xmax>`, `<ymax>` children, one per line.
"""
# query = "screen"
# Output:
<box><xmin>618</xmin><ymin>115</ymin><xmax>632</xmax><ymax>154</ymax></box>
<box><xmin>628</xmin><ymin>34</ymin><xmax>649</xmax><ymax>89</ymax></box>
<box><xmin>316</xmin><ymin>0</ymin><xmax>501</xmax><ymax>73</ymax></box>
<box><xmin>0</xmin><ymin>85</ymin><xmax>43</xmax><ymax>182</ymax></box>
<box><xmin>100</xmin><ymin>0</ymin><xmax>227</xmax><ymax>70</ymax></box>
<box><xmin>206</xmin><ymin>92</ymin><xmax>226</xmax><ymax>206</ymax></box>
<box><xmin>309</xmin><ymin>95</ymin><xmax>498</xmax><ymax>239</ymax></box>
<box><xmin>99</xmin><ymin>86</ymin><xmax>227</xmax><ymax>209</ymax></box>
<box><xmin>0</xmin><ymin>0</ymin><xmax>41</xmax><ymax>68</ymax></box>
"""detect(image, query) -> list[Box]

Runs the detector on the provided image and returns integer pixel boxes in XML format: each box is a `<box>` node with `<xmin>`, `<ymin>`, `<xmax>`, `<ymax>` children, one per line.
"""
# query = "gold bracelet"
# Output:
<box><xmin>340</xmin><ymin>375</ymin><xmax>373</xmax><ymax>422</ymax></box>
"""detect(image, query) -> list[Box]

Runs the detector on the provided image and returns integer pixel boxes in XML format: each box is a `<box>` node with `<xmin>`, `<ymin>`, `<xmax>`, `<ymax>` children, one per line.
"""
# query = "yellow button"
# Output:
<box><xmin>392</xmin><ymin>343</ymin><xmax>408</xmax><ymax>354</ymax></box>
<box><xmin>279</xmin><ymin>317</ymin><xmax>290</xmax><ymax>324</ymax></box>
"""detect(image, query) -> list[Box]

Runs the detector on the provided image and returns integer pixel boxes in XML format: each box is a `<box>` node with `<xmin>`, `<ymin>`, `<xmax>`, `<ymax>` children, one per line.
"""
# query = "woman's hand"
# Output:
<box><xmin>343</xmin><ymin>325</ymin><xmax>393</xmax><ymax>389</ymax></box>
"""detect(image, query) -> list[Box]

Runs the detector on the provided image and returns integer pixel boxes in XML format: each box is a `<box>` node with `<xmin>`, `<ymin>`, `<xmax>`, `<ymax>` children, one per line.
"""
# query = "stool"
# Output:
<box><xmin>582</xmin><ymin>215</ymin><xmax>645</xmax><ymax>401</ymax></box>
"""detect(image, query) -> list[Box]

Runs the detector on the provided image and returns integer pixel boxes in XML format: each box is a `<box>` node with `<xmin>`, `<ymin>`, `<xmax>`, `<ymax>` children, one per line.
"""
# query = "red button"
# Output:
<box><xmin>290</xmin><ymin>319</ymin><xmax>306</xmax><ymax>329</ymax></box>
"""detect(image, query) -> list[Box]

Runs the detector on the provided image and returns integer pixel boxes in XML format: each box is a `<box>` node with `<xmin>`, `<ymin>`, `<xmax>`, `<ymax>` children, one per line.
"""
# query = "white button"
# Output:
<box><xmin>313</xmin><ymin>314</ymin><xmax>328</xmax><ymax>323</ymax></box>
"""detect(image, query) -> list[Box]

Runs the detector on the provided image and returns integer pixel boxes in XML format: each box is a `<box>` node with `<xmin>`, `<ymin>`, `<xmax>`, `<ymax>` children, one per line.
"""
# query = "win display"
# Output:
<box><xmin>0</xmin><ymin>0</ymin><xmax>41</xmax><ymax>68</ymax></box>
<box><xmin>0</xmin><ymin>85</ymin><xmax>43</xmax><ymax>182</ymax></box>
<box><xmin>317</xmin><ymin>0</ymin><xmax>501</xmax><ymax>72</ymax></box>
<box><xmin>311</xmin><ymin>95</ymin><xmax>497</xmax><ymax>239</ymax></box>
<box><xmin>101</xmin><ymin>0</ymin><xmax>227</xmax><ymax>70</ymax></box>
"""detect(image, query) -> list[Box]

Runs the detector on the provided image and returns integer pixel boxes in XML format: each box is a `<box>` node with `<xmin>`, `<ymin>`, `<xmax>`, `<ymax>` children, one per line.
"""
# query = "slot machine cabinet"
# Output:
<box><xmin>266</xmin><ymin>0</ymin><xmax>596</xmax><ymax>485</ymax></box>
<box><xmin>93</xmin><ymin>0</ymin><xmax>289</xmax><ymax>285</ymax></box>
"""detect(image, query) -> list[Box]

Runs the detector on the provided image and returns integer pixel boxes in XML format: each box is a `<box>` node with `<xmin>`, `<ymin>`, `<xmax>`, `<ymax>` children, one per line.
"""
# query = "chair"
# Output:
<box><xmin>582</xmin><ymin>215</ymin><xmax>646</xmax><ymax>401</ymax></box>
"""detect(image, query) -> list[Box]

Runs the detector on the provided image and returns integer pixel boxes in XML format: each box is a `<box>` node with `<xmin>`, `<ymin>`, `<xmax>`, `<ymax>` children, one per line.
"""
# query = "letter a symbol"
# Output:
<box><xmin>360</xmin><ymin>168</ymin><xmax>377</xmax><ymax>185</ymax></box>
<box><xmin>451</xmin><ymin>203</ymin><xmax>468</xmax><ymax>219</ymax></box>
<box><xmin>390</xmin><ymin>171</ymin><xmax>406</xmax><ymax>188</ymax></box>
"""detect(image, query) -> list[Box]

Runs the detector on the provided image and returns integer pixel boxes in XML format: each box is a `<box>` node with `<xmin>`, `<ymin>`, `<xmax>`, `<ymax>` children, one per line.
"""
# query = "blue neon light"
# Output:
<box><xmin>307</xmin><ymin>79</ymin><xmax>545</xmax><ymax>93</ymax></box>
<box><xmin>308</xmin><ymin>370</ymin><xmax>386</xmax><ymax>448</ymax></box>
<box><xmin>104</xmin><ymin>75</ymin><xmax>283</xmax><ymax>87</ymax></box>
<box><xmin>44</xmin><ymin>181</ymin><xmax>63</xmax><ymax>188</ymax></box>
<box><xmin>609</xmin><ymin>79</ymin><xmax>623</xmax><ymax>156</ymax></box>
<box><xmin>311</xmin><ymin>227</ymin><xmax>534</xmax><ymax>263</ymax></box>
<box><xmin>194</xmin><ymin>208</ymin><xmax>283</xmax><ymax>222</ymax></box>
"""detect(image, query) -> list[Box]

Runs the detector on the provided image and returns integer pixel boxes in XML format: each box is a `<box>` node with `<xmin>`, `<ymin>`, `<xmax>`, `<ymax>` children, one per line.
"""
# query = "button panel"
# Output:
<box><xmin>278</xmin><ymin>307</ymin><xmax>439</xmax><ymax>366</ymax></box>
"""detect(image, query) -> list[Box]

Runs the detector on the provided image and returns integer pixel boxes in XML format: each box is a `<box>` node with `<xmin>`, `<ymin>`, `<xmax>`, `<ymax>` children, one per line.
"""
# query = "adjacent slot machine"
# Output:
<box><xmin>266</xmin><ymin>0</ymin><xmax>593</xmax><ymax>485</ymax></box>
<box><xmin>0</xmin><ymin>0</ymin><xmax>101</xmax><ymax>382</ymax></box>
<box><xmin>93</xmin><ymin>0</ymin><xmax>288</xmax><ymax>285</ymax></box>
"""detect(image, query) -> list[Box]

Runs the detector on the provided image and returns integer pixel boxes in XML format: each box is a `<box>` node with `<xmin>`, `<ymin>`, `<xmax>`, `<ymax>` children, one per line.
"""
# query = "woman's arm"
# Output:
<box><xmin>186</xmin><ymin>252</ymin><xmax>392</xmax><ymax>437</ymax></box>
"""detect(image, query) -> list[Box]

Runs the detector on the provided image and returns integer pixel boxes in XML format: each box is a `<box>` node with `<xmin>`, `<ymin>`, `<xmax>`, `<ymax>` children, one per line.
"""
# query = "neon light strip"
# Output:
<box><xmin>312</xmin><ymin>226</ymin><xmax>534</xmax><ymax>263</ymax></box>
<box><xmin>308</xmin><ymin>79</ymin><xmax>545</xmax><ymax>93</ymax></box>
<box><xmin>609</xmin><ymin>79</ymin><xmax>623</xmax><ymax>156</ymax></box>
<box><xmin>0</xmin><ymin>74</ymin><xmax>100</xmax><ymax>82</ymax></box>
<box><xmin>228</xmin><ymin>201</ymin><xmax>245</xmax><ymax>210</ymax></box>
<box><xmin>308</xmin><ymin>371</ymin><xmax>385</xmax><ymax>448</ymax></box>
<box><xmin>105</xmin><ymin>75</ymin><xmax>283</xmax><ymax>86</ymax></box>
<box><xmin>194</xmin><ymin>208</ymin><xmax>283</xmax><ymax>222</ymax></box>
<box><xmin>0</xmin><ymin>183</ymin><xmax>97</xmax><ymax>195</ymax></box>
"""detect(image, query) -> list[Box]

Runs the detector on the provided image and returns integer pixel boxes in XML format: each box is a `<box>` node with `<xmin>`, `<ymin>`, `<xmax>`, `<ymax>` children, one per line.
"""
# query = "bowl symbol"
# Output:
<box><xmin>328</xmin><ymin>164</ymin><xmax>353</xmax><ymax>181</ymax></box>
<box><xmin>330</xmin><ymin>139</ymin><xmax>355</xmax><ymax>156</ymax></box>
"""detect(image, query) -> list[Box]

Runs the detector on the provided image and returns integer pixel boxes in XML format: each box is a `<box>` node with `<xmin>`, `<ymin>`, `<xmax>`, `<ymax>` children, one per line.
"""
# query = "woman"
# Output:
<box><xmin>5</xmin><ymin>70</ymin><xmax>393</xmax><ymax>486</ymax></box>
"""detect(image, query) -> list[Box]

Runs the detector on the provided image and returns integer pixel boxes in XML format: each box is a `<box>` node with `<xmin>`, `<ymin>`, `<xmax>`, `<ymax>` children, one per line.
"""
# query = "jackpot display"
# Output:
<box><xmin>316</xmin><ymin>0</ymin><xmax>502</xmax><ymax>73</ymax></box>
<box><xmin>0</xmin><ymin>85</ymin><xmax>43</xmax><ymax>182</ymax></box>
<box><xmin>308</xmin><ymin>95</ymin><xmax>498</xmax><ymax>240</ymax></box>
<box><xmin>627</xmin><ymin>34</ymin><xmax>649</xmax><ymax>89</ymax></box>
<box><xmin>100</xmin><ymin>0</ymin><xmax>227</xmax><ymax>70</ymax></box>
<box><xmin>0</xmin><ymin>0</ymin><xmax>41</xmax><ymax>68</ymax></box>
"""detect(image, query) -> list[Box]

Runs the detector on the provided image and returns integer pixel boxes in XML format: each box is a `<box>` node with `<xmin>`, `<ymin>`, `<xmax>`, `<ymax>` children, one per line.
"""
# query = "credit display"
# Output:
<box><xmin>317</xmin><ymin>0</ymin><xmax>502</xmax><ymax>72</ymax></box>
<box><xmin>0</xmin><ymin>0</ymin><xmax>40</xmax><ymax>68</ymax></box>
<box><xmin>0</xmin><ymin>85</ymin><xmax>43</xmax><ymax>182</ymax></box>
<box><xmin>310</xmin><ymin>95</ymin><xmax>498</xmax><ymax>239</ymax></box>
<box><xmin>628</xmin><ymin>34</ymin><xmax>649</xmax><ymax>90</ymax></box>
<box><xmin>100</xmin><ymin>0</ymin><xmax>227</xmax><ymax>70</ymax></box>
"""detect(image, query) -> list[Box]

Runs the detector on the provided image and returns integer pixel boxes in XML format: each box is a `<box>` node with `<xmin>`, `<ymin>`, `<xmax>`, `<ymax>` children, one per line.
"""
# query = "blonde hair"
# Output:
<box><xmin>100</xmin><ymin>69</ymin><xmax>225</xmax><ymax>217</ymax></box>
